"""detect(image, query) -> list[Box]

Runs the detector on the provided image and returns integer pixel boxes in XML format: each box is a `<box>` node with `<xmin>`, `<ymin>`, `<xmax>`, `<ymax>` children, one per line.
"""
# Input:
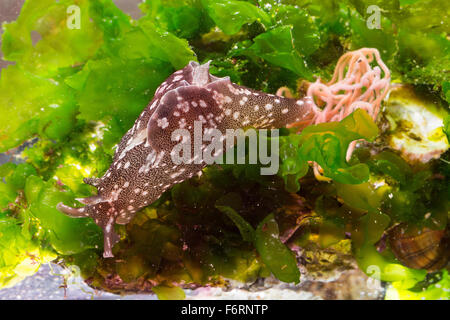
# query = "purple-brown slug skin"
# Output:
<box><xmin>57</xmin><ymin>61</ymin><xmax>316</xmax><ymax>258</ymax></box>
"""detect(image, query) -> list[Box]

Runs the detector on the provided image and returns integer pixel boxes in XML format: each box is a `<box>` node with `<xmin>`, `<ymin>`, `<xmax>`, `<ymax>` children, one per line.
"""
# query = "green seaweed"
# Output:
<box><xmin>255</xmin><ymin>213</ymin><xmax>300</xmax><ymax>283</ymax></box>
<box><xmin>0</xmin><ymin>0</ymin><xmax>448</xmax><ymax>299</ymax></box>
<box><xmin>278</xmin><ymin>109</ymin><xmax>379</xmax><ymax>192</ymax></box>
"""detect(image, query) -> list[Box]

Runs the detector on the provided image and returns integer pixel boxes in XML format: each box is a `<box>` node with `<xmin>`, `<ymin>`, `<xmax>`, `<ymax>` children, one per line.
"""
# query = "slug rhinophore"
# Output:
<box><xmin>57</xmin><ymin>61</ymin><xmax>317</xmax><ymax>257</ymax></box>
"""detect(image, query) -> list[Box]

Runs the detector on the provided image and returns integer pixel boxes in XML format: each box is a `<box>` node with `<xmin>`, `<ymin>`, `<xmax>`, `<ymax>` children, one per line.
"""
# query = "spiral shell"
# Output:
<box><xmin>389</xmin><ymin>224</ymin><xmax>448</xmax><ymax>272</ymax></box>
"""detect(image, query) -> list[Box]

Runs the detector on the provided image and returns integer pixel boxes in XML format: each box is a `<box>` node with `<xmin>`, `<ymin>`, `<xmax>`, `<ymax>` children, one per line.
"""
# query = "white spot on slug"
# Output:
<box><xmin>157</xmin><ymin>117</ymin><xmax>169</xmax><ymax>129</ymax></box>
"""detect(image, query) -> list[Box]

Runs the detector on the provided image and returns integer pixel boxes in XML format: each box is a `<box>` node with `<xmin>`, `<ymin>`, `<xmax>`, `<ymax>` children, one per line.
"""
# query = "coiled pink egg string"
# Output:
<box><xmin>280</xmin><ymin>48</ymin><xmax>391</xmax><ymax>181</ymax></box>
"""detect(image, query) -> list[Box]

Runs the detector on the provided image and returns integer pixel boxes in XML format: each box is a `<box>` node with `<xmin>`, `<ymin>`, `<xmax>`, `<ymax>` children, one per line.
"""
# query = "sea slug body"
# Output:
<box><xmin>57</xmin><ymin>61</ymin><xmax>317</xmax><ymax>257</ymax></box>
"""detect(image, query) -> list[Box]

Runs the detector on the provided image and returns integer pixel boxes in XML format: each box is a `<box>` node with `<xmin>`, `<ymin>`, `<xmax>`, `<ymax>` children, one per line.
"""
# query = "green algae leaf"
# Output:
<box><xmin>0</xmin><ymin>163</ymin><xmax>17</xmax><ymax>182</ymax></box>
<box><xmin>348</xmin><ymin>0</ymin><xmax>400</xmax><ymax>16</ymax></box>
<box><xmin>5</xmin><ymin>163</ymin><xmax>37</xmax><ymax>192</ymax></box>
<box><xmin>1</xmin><ymin>0</ymin><xmax>103</xmax><ymax>77</ymax></box>
<box><xmin>91</xmin><ymin>0</ymin><xmax>197</xmax><ymax>69</ymax></box>
<box><xmin>444</xmin><ymin>114</ymin><xmax>450</xmax><ymax>141</ymax></box>
<box><xmin>298</xmin><ymin>109</ymin><xmax>378</xmax><ymax>184</ymax></box>
<box><xmin>0</xmin><ymin>0</ymin><xmax>194</xmax><ymax>152</ymax></box>
<box><xmin>355</xmin><ymin>242</ymin><xmax>426</xmax><ymax>284</ymax></box>
<box><xmin>358</xmin><ymin>211</ymin><xmax>391</xmax><ymax>246</ymax></box>
<box><xmin>202</xmin><ymin>0</ymin><xmax>271</xmax><ymax>35</ymax></box>
<box><xmin>66</xmin><ymin>19</ymin><xmax>195</xmax><ymax>131</ymax></box>
<box><xmin>152</xmin><ymin>285</ymin><xmax>186</xmax><ymax>300</ymax></box>
<box><xmin>278</xmin><ymin>140</ymin><xmax>309</xmax><ymax>192</ymax></box>
<box><xmin>274</xmin><ymin>5</ymin><xmax>322</xmax><ymax>56</ymax></box>
<box><xmin>39</xmin><ymin>105</ymin><xmax>78</xmax><ymax>142</ymax></box>
<box><xmin>278</xmin><ymin>109</ymin><xmax>379</xmax><ymax>191</ymax></box>
<box><xmin>0</xmin><ymin>185</ymin><xmax>18</xmax><ymax>209</ymax></box>
<box><xmin>397</xmin><ymin>31</ymin><xmax>450</xmax><ymax>87</ymax></box>
<box><xmin>367</xmin><ymin>151</ymin><xmax>412</xmax><ymax>186</ymax></box>
<box><xmin>443</xmin><ymin>82</ymin><xmax>450</xmax><ymax>103</ymax></box>
<box><xmin>0</xmin><ymin>65</ymin><xmax>76</xmax><ymax>152</ymax></box>
<box><xmin>335</xmin><ymin>182</ymin><xmax>382</xmax><ymax>213</ymax></box>
<box><xmin>348</xmin><ymin>10</ymin><xmax>397</xmax><ymax>63</ymax></box>
<box><xmin>249</xmin><ymin>25</ymin><xmax>313</xmax><ymax>79</ymax></box>
<box><xmin>216</xmin><ymin>205</ymin><xmax>255</xmax><ymax>242</ymax></box>
<box><xmin>0</xmin><ymin>213</ymin><xmax>57</xmax><ymax>289</ymax></box>
<box><xmin>255</xmin><ymin>214</ymin><xmax>300</xmax><ymax>283</ymax></box>
<box><xmin>73</xmin><ymin>58</ymin><xmax>171</xmax><ymax>130</ymax></box>
<box><xmin>140</xmin><ymin>0</ymin><xmax>213</xmax><ymax>39</ymax></box>
<box><xmin>89</xmin><ymin>0</ymin><xmax>133</xmax><ymax>47</ymax></box>
<box><xmin>25</xmin><ymin>177</ymin><xmax>102</xmax><ymax>255</ymax></box>
<box><xmin>386</xmin><ymin>269</ymin><xmax>450</xmax><ymax>300</ymax></box>
<box><xmin>395</xmin><ymin>0</ymin><xmax>449</xmax><ymax>33</ymax></box>
<box><xmin>137</xmin><ymin>19</ymin><xmax>197</xmax><ymax>69</ymax></box>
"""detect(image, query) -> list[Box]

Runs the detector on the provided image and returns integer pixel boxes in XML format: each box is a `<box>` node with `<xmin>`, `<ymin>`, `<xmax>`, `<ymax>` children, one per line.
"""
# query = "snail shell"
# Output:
<box><xmin>389</xmin><ymin>224</ymin><xmax>448</xmax><ymax>272</ymax></box>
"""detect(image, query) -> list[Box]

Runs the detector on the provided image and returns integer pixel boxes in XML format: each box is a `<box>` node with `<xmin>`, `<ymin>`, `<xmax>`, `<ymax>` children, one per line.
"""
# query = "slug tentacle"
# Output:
<box><xmin>56</xmin><ymin>61</ymin><xmax>323</xmax><ymax>257</ymax></box>
<box><xmin>75</xmin><ymin>195</ymin><xmax>103</xmax><ymax>205</ymax></box>
<box><xmin>83</xmin><ymin>177</ymin><xmax>101</xmax><ymax>187</ymax></box>
<box><xmin>56</xmin><ymin>203</ymin><xmax>89</xmax><ymax>218</ymax></box>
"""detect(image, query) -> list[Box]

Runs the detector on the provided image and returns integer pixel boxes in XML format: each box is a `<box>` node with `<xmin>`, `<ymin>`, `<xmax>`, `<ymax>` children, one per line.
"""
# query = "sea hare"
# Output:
<box><xmin>57</xmin><ymin>61</ymin><xmax>316</xmax><ymax>257</ymax></box>
<box><xmin>58</xmin><ymin>48</ymin><xmax>391</xmax><ymax>258</ymax></box>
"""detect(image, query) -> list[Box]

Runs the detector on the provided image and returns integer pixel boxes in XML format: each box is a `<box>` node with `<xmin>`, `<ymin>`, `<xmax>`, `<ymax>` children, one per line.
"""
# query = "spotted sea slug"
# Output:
<box><xmin>57</xmin><ymin>61</ymin><xmax>317</xmax><ymax>257</ymax></box>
